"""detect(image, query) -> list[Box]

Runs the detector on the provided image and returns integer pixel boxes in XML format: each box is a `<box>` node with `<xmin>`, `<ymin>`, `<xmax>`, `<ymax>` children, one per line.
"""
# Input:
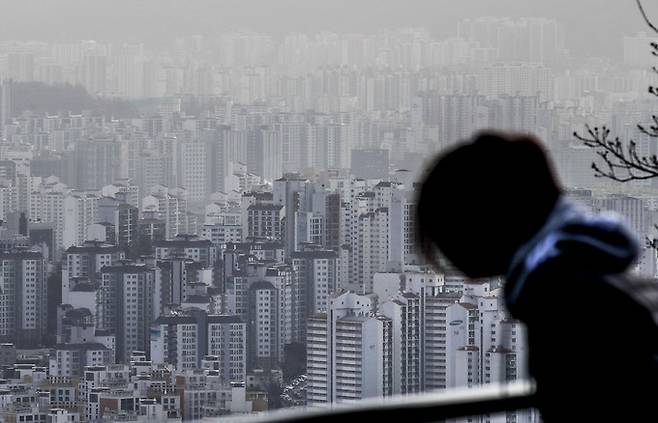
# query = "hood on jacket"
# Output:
<box><xmin>505</xmin><ymin>197</ymin><xmax>640</xmax><ymax>308</ymax></box>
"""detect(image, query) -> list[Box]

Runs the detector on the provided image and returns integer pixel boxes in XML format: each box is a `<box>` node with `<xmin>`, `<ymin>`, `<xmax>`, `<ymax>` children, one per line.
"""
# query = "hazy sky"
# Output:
<box><xmin>0</xmin><ymin>0</ymin><xmax>654</xmax><ymax>56</ymax></box>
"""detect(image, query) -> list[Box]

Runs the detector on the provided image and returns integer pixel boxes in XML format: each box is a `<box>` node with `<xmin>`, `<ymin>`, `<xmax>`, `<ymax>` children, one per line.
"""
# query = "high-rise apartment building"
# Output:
<box><xmin>0</xmin><ymin>250</ymin><xmax>47</xmax><ymax>347</ymax></box>
<box><xmin>290</xmin><ymin>249</ymin><xmax>337</xmax><ymax>343</ymax></box>
<box><xmin>175</xmin><ymin>139</ymin><xmax>210</xmax><ymax>204</ymax></box>
<box><xmin>306</xmin><ymin>292</ymin><xmax>392</xmax><ymax>406</ymax></box>
<box><xmin>153</xmin><ymin>235</ymin><xmax>217</xmax><ymax>267</ymax></box>
<box><xmin>30</xmin><ymin>177</ymin><xmax>71</xmax><ymax>256</ymax></box>
<box><xmin>273</xmin><ymin>174</ymin><xmax>308</xmax><ymax>255</ymax></box>
<box><xmin>99</xmin><ymin>263</ymin><xmax>156</xmax><ymax>363</ymax></box>
<box><xmin>151</xmin><ymin>311</ymin><xmax>246</xmax><ymax>382</ymax></box>
<box><xmin>142</xmin><ymin>187</ymin><xmax>189</xmax><ymax>240</ymax></box>
<box><xmin>63</xmin><ymin>191</ymin><xmax>100</xmax><ymax>249</ymax></box>
<box><xmin>247</xmin><ymin>273</ymin><xmax>290</xmax><ymax>368</ymax></box>
<box><xmin>0</xmin><ymin>79</ymin><xmax>12</xmax><ymax>140</ymax></box>
<box><xmin>98</xmin><ymin>197</ymin><xmax>138</xmax><ymax>248</ymax></box>
<box><xmin>246</xmin><ymin>203</ymin><xmax>283</xmax><ymax>242</ymax></box>
<box><xmin>72</xmin><ymin>139</ymin><xmax>120</xmax><ymax>191</ymax></box>
<box><xmin>62</xmin><ymin>241</ymin><xmax>125</xmax><ymax>304</ymax></box>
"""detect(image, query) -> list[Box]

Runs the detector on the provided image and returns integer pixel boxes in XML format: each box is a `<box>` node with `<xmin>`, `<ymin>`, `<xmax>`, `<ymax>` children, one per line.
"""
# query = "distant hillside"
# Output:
<box><xmin>10</xmin><ymin>81</ymin><xmax>139</xmax><ymax>118</ymax></box>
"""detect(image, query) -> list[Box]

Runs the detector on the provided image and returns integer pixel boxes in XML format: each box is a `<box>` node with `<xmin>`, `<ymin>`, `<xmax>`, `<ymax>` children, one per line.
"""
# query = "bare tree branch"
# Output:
<box><xmin>577</xmin><ymin>2</ymin><xmax>658</xmax><ymax>183</ymax></box>
<box><xmin>636</xmin><ymin>114</ymin><xmax>658</xmax><ymax>137</ymax></box>
<box><xmin>574</xmin><ymin>124</ymin><xmax>658</xmax><ymax>182</ymax></box>
<box><xmin>638</xmin><ymin>0</ymin><xmax>658</xmax><ymax>35</ymax></box>
<box><xmin>647</xmin><ymin>225</ymin><xmax>658</xmax><ymax>252</ymax></box>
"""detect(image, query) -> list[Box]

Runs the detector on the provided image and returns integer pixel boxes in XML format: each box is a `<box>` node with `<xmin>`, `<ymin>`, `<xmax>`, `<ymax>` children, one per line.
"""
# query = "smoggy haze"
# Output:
<box><xmin>0</xmin><ymin>0</ymin><xmax>653</xmax><ymax>57</ymax></box>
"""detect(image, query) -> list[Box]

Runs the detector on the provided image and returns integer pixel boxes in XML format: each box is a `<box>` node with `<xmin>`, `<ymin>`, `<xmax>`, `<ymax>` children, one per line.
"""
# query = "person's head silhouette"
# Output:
<box><xmin>417</xmin><ymin>131</ymin><xmax>561</xmax><ymax>278</ymax></box>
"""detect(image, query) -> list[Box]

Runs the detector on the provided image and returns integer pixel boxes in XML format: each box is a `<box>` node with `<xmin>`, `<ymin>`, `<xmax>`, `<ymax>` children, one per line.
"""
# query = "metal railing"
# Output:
<box><xmin>222</xmin><ymin>381</ymin><xmax>537</xmax><ymax>423</ymax></box>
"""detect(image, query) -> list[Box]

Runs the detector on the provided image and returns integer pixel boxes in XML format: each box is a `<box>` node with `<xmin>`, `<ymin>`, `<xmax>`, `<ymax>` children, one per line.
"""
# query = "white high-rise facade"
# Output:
<box><xmin>151</xmin><ymin>312</ymin><xmax>247</xmax><ymax>382</ymax></box>
<box><xmin>30</xmin><ymin>177</ymin><xmax>70</xmax><ymax>255</ymax></box>
<box><xmin>175</xmin><ymin>140</ymin><xmax>209</xmax><ymax>205</ymax></box>
<box><xmin>306</xmin><ymin>292</ymin><xmax>392</xmax><ymax>406</ymax></box>
<box><xmin>0</xmin><ymin>182</ymin><xmax>17</xmax><ymax>222</ymax></box>
<box><xmin>142</xmin><ymin>186</ymin><xmax>189</xmax><ymax>239</ymax></box>
<box><xmin>63</xmin><ymin>191</ymin><xmax>100</xmax><ymax>249</ymax></box>
<box><xmin>389</xmin><ymin>188</ymin><xmax>419</xmax><ymax>268</ymax></box>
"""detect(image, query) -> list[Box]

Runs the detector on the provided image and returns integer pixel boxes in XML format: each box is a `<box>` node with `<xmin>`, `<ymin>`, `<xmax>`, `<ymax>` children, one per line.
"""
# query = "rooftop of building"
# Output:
<box><xmin>153</xmin><ymin>238</ymin><xmax>213</xmax><ymax>248</ymax></box>
<box><xmin>207</xmin><ymin>315</ymin><xmax>242</xmax><ymax>324</ymax></box>
<box><xmin>0</xmin><ymin>250</ymin><xmax>43</xmax><ymax>259</ymax></box>
<box><xmin>184</xmin><ymin>295</ymin><xmax>210</xmax><ymax>304</ymax></box>
<box><xmin>70</xmin><ymin>282</ymin><xmax>97</xmax><ymax>292</ymax></box>
<box><xmin>51</xmin><ymin>343</ymin><xmax>110</xmax><ymax>352</ymax></box>
<box><xmin>247</xmin><ymin>203</ymin><xmax>283</xmax><ymax>211</ymax></box>
<box><xmin>249</xmin><ymin>280</ymin><xmax>276</xmax><ymax>290</ymax></box>
<box><xmin>63</xmin><ymin>307</ymin><xmax>93</xmax><ymax>320</ymax></box>
<box><xmin>101</xmin><ymin>262</ymin><xmax>154</xmax><ymax>274</ymax></box>
<box><xmin>154</xmin><ymin>313</ymin><xmax>242</xmax><ymax>325</ymax></box>
<box><xmin>290</xmin><ymin>250</ymin><xmax>338</xmax><ymax>259</ymax></box>
<box><xmin>227</xmin><ymin>241</ymin><xmax>284</xmax><ymax>250</ymax></box>
<box><xmin>66</xmin><ymin>242</ymin><xmax>123</xmax><ymax>254</ymax></box>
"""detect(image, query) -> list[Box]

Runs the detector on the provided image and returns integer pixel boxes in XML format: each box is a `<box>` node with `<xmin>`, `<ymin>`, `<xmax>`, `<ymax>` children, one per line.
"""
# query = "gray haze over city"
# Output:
<box><xmin>0</xmin><ymin>0</ymin><xmax>651</xmax><ymax>55</ymax></box>
<box><xmin>0</xmin><ymin>0</ymin><xmax>655</xmax><ymax>421</ymax></box>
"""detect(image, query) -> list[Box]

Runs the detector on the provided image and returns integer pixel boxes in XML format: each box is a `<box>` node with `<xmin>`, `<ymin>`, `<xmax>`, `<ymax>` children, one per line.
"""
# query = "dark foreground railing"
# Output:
<box><xmin>223</xmin><ymin>381</ymin><xmax>537</xmax><ymax>423</ymax></box>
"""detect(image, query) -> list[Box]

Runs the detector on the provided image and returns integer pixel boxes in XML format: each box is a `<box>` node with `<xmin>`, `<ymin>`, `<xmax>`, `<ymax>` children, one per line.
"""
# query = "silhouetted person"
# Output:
<box><xmin>417</xmin><ymin>131</ymin><xmax>658</xmax><ymax>422</ymax></box>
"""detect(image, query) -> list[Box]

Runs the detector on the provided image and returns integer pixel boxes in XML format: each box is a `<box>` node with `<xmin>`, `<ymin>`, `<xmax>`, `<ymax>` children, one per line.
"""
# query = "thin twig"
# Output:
<box><xmin>574</xmin><ymin>123</ymin><xmax>658</xmax><ymax>182</ymax></box>
<box><xmin>638</xmin><ymin>0</ymin><xmax>658</xmax><ymax>35</ymax></box>
<box><xmin>576</xmin><ymin>2</ymin><xmax>658</xmax><ymax>183</ymax></box>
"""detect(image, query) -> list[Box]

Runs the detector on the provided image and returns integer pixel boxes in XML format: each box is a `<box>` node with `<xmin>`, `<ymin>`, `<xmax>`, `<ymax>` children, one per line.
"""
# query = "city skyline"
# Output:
<box><xmin>0</xmin><ymin>2</ymin><xmax>656</xmax><ymax>422</ymax></box>
<box><xmin>0</xmin><ymin>0</ymin><xmax>652</xmax><ymax>59</ymax></box>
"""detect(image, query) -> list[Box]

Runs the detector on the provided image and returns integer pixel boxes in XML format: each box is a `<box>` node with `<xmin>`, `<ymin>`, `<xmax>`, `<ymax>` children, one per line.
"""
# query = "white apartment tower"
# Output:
<box><xmin>150</xmin><ymin>312</ymin><xmax>247</xmax><ymax>382</ymax></box>
<box><xmin>0</xmin><ymin>182</ymin><xmax>17</xmax><ymax>222</ymax></box>
<box><xmin>379</xmin><ymin>292</ymin><xmax>422</xmax><ymax>394</ymax></box>
<box><xmin>29</xmin><ymin>177</ymin><xmax>70</xmax><ymax>256</ymax></box>
<box><xmin>63</xmin><ymin>191</ymin><xmax>100</xmax><ymax>249</ymax></box>
<box><xmin>290</xmin><ymin>250</ymin><xmax>338</xmax><ymax>342</ymax></box>
<box><xmin>373</xmin><ymin>271</ymin><xmax>463</xmax><ymax>391</ymax></box>
<box><xmin>142</xmin><ymin>186</ymin><xmax>189</xmax><ymax>240</ymax></box>
<box><xmin>247</xmin><ymin>280</ymin><xmax>286</xmax><ymax>369</ymax></box>
<box><xmin>350</xmin><ymin>208</ymin><xmax>389</xmax><ymax>294</ymax></box>
<box><xmin>389</xmin><ymin>188</ymin><xmax>419</xmax><ymax>268</ymax></box>
<box><xmin>207</xmin><ymin>315</ymin><xmax>247</xmax><ymax>382</ymax></box>
<box><xmin>175</xmin><ymin>139</ymin><xmax>209</xmax><ymax>205</ymax></box>
<box><xmin>306</xmin><ymin>291</ymin><xmax>392</xmax><ymax>406</ymax></box>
